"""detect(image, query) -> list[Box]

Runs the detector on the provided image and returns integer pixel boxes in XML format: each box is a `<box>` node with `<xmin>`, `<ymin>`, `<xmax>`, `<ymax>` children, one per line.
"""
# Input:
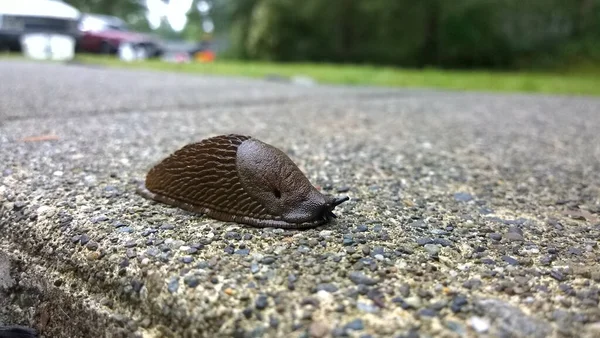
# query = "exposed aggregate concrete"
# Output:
<box><xmin>1</xmin><ymin>60</ymin><xmax>600</xmax><ymax>338</ymax></box>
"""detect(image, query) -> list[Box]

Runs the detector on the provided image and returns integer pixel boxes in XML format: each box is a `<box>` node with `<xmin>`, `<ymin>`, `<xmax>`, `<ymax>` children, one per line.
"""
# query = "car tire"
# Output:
<box><xmin>100</xmin><ymin>41</ymin><xmax>112</xmax><ymax>54</ymax></box>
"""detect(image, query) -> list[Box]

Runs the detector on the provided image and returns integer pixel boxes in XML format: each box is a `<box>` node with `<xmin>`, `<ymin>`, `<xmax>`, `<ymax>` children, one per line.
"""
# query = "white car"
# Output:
<box><xmin>0</xmin><ymin>0</ymin><xmax>81</xmax><ymax>60</ymax></box>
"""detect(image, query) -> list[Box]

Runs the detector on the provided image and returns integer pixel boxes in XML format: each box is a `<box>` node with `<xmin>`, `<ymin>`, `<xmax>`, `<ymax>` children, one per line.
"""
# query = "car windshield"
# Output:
<box><xmin>80</xmin><ymin>15</ymin><xmax>128</xmax><ymax>32</ymax></box>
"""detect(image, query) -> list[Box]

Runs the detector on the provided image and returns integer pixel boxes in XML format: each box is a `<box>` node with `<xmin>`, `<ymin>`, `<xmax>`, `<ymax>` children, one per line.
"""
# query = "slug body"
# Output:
<box><xmin>0</xmin><ymin>326</ymin><xmax>38</xmax><ymax>338</ymax></box>
<box><xmin>137</xmin><ymin>134</ymin><xmax>349</xmax><ymax>229</ymax></box>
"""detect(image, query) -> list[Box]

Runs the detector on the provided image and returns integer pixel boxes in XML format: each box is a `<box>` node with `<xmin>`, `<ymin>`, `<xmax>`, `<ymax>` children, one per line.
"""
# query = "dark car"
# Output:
<box><xmin>77</xmin><ymin>13</ymin><xmax>163</xmax><ymax>57</ymax></box>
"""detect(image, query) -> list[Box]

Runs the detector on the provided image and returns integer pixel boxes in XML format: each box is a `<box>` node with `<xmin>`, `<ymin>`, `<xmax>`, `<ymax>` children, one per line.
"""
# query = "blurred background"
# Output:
<box><xmin>68</xmin><ymin>0</ymin><xmax>600</xmax><ymax>70</ymax></box>
<box><xmin>2</xmin><ymin>0</ymin><xmax>598</xmax><ymax>69</ymax></box>
<box><xmin>1</xmin><ymin>0</ymin><xmax>599</xmax><ymax>93</ymax></box>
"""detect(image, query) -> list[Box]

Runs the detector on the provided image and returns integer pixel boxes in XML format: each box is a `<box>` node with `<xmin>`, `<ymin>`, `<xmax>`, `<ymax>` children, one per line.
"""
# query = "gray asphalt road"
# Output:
<box><xmin>1</xmin><ymin>60</ymin><xmax>599</xmax><ymax>338</ymax></box>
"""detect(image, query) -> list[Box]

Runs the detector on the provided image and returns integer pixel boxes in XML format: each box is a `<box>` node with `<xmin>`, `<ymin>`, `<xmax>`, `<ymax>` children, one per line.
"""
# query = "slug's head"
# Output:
<box><xmin>236</xmin><ymin>139</ymin><xmax>349</xmax><ymax>226</ymax></box>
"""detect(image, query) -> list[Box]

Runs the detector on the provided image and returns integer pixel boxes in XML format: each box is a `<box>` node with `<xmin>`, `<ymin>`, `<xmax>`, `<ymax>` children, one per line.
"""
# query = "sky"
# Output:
<box><xmin>145</xmin><ymin>0</ymin><xmax>212</xmax><ymax>33</ymax></box>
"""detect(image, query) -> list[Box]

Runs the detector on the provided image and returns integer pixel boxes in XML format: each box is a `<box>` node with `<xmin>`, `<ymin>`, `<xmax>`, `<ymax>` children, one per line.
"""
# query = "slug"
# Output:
<box><xmin>136</xmin><ymin>134</ymin><xmax>349</xmax><ymax>229</ymax></box>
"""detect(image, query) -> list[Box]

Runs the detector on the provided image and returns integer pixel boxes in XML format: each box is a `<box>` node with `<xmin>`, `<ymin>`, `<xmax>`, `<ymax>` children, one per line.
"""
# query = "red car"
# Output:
<box><xmin>77</xmin><ymin>13</ymin><xmax>163</xmax><ymax>57</ymax></box>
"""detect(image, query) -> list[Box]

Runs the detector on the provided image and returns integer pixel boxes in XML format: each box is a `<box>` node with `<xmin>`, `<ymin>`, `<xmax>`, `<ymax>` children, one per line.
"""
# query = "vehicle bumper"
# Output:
<box><xmin>0</xmin><ymin>29</ymin><xmax>81</xmax><ymax>50</ymax></box>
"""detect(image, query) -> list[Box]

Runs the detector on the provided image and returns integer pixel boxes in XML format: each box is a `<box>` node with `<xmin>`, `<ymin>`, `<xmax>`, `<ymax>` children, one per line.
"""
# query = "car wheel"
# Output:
<box><xmin>100</xmin><ymin>41</ymin><xmax>112</xmax><ymax>54</ymax></box>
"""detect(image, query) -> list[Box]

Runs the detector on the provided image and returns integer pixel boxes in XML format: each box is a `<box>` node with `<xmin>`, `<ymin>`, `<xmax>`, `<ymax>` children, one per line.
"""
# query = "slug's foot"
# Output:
<box><xmin>0</xmin><ymin>326</ymin><xmax>38</xmax><ymax>338</ymax></box>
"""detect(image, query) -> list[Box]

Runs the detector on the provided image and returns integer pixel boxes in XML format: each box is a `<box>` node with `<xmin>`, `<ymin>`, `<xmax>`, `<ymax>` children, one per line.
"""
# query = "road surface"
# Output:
<box><xmin>1</xmin><ymin>60</ymin><xmax>599</xmax><ymax>338</ymax></box>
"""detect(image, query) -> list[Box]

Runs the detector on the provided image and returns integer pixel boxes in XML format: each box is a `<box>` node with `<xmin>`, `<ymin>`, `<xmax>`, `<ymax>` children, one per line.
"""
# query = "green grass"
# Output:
<box><xmin>4</xmin><ymin>52</ymin><xmax>600</xmax><ymax>96</ymax></box>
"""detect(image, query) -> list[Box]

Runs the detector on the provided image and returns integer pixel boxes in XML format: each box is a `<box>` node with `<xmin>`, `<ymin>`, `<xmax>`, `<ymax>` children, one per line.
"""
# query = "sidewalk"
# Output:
<box><xmin>1</xmin><ymin>60</ymin><xmax>599</xmax><ymax>338</ymax></box>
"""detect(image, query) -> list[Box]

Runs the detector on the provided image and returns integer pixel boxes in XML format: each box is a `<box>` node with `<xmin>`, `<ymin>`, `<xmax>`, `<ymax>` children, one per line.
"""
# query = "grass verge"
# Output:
<box><xmin>3</xmin><ymin>52</ymin><xmax>600</xmax><ymax>96</ymax></box>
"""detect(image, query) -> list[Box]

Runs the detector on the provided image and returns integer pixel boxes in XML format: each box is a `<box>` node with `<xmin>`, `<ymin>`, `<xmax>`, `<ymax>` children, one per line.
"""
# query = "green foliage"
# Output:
<box><xmin>213</xmin><ymin>0</ymin><xmax>600</xmax><ymax>70</ymax></box>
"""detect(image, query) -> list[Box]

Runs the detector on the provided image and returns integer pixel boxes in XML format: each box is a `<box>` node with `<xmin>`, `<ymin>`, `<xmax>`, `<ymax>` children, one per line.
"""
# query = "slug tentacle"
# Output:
<box><xmin>137</xmin><ymin>134</ymin><xmax>349</xmax><ymax>229</ymax></box>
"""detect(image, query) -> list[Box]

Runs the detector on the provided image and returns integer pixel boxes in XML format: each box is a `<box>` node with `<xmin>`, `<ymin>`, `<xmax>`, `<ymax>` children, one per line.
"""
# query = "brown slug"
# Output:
<box><xmin>136</xmin><ymin>134</ymin><xmax>349</xmax><ymax>229</ymax></box>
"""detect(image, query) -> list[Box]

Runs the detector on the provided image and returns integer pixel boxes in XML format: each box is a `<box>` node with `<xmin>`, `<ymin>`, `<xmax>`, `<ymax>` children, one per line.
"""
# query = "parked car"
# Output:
<box><xmin>0</xmin><ymin>0</ymin><xmax>81</xmax><ymax>53</ymax></box>
<box><xmin>77</xmin><ymin>13</ymin><xmax>163</xmax><ymax>58</ymax></box>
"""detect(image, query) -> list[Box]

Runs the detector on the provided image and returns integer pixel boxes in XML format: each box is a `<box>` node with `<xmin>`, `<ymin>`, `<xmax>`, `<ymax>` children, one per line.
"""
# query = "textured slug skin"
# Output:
<box><xmin>138</xmin><ymin>134</ymin><xmax>347</xmax><ymax>229</ymax></box>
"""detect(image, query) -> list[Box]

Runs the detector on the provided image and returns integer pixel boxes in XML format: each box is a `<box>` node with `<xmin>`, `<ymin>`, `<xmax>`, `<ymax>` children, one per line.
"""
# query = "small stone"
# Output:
<box><xmin>309</xmin><ymin>320</ymin><xmax>329</xmax><ymax>338</ymax></box>
<box><xmin>540</xmin><ymin>255</ymin><xmax>553</xmax><ymax>266</ymax></box>
<box><xmin>337</xmin><ymin>186</ymin><xmax>350</xmax><ymax>193</ymax></box>
<box><xmin>131</xmin><ymin>279</ymin><xmax>143</xmax><ymax>293</ymax></box>
<box><xmin>434</xmin><ymin>238</ymin><xmax>453</xmax><ymax>247</ymax></box>
<box><xmin>481</xmin><ymin>258</ymin><xmax>495</xmax><ymax>265</ymax></box>
<box><xmin>476</xmin><ymin>298</ymin><xmax>551</xmax><ymax>336</ymax></box>
<box><xmin>454</xmin><ymin>192</ymin><xmax>473</xmax><ymax>202</ymax></box>
<box><xmin>251</xmin><ymin>262</ymin><xmax>260</xmax><ymax>274</ymax></box>
<box><xmin>392</xmin><ymin>297</ymin><xmax>409</xmax><ymax>309</ymax></box>
<box><xmin>463</xmin><ymin>279</ymin><xmax>482</xmax><ymax>290</ymax></box>
<box><xmin>506</xmin><ymin>232</ymin><xmax>524</xmax><ymax>242</ymax></box>
<box><xmin>261</xmin><ymin>256</ymin><xmax>276</xmax><ymax>265</ymax></box>
<box><xmin>344</xmin><ymin>319</ymin><xmax>364</xmax><ymax>331</ymax></box>
<box><xmin>424</xmin><ymin>244</ymin><xmax>440</xmax><ymax>255</ymax></box>
<box><xmin>568</xmin><ymin>247</ymin><xmax>583</xmax><ymax>256</ymax></box>
<box><xmin>235</xmin><ymin>248</ymin><xmax>250</xmax><ymax>256</ymax></box>
<box><xmin>118</xmin><ymin>227</ymin><xmax>133</xmax><ymax>233</ymax></box>
<box><xmin>356</xmin><ymin>224</ymin><xmax>368</xmax><ymax>232</ymax></box>
<box><xmin>357</xmin><ymin>302</ymin><xmax>378</xmax><ymax>313</ymax></box>
<box><xmin>331</xmin><ymin>327</ymin><xmax>348</xmax><ymax>337</ymax></box>
<box><xmin>145</xmin><ymin>228</ymin><xmax>160</xmax><ymax>237</ymax></box>
<box><xmin>181</xmin><ymin>256</ymin><xmax>193</xmax><ymax>264</ymax></box>
<box><xmin>159</xmin><ymin>224</ymin><xmax>175</xmax><ymax>230</ymax></box>
<box><xmin>446</xmin><ymin>321</ymin><xmax>466</xmax><ymax>336</ymax></box>
<box><xmin>403</xmin><ymin>296</ymin><xmax>422</xmax><ymax>309</ymax></box>
<box><xmin>489</xmin><ymin>233</ymin><xmax>502</xmax><ymax>241</ymax></box>
<box><xmin>79</xmin><ymin>234</ymin><xmax>90</xmax><ymax>245</ymax></box>
<box><xmin>242</xmin><ymin>308</ymin><xmax>253</xmax><ymax>319</ymax></box>
<box><xmin>319</xmin><ymin>230</ymin><xmax>332</xmax><ymax>238</ymax></box>
<box><xmin>361</xmin><ymin>246</ymin><xmax>371</xmax><ymax>255</ymax></box>
<box><xmin>550</xmin><ymin>270</ymin><xmax>566</xmax><ymax>281</ymax></box>
<box><xmin>502</xmin><ymin>255</ymin><xmax>519</xmax><ymax>266</ymax></box>
<box><xmin>145</xmin><ymin>247</ymin><xmax>160</xmax><ymax>257</ymax></box>
<box><xmin>343</xmin><ymin>238</ymin><xmax>354</xmax><ymax>246</ymax></box>
<box><xmin>87</xmin><ymin>252</ymin><xmax>102</xmax><ymax>260</ymax></box>
<box><xmin>410</xmin><ymin>220</ymin><xmax>427</xmax><ymax>228</ymax></box>
<box><xmin>417</xmin><ymin>237</ymin><xmax>434</xmax><ymax>245</ymax></box>
<box><xmin>301</xmin><ymin>297</ymin><xmax>320</xmax><ymax>307</ymax></box>
<box><xmin>124</xmin><ymin>240</ymin><xmax>136</xmax><ymax>248</ymax></box>
<box><xmin>126</xmin><ymin>249</ymin><xmax>136</xmax><ymax>259</ymax></box>
<box><xmin>167</xmin><ymin>277</ymin><xmax>179</xmax><ymax>293</ymax></box>
<box><xmin>86</xmin><ymin>241</ymin><xmax>99</xmax><ymax>251</ymax></box>
<box><xmin>348</xmin><ymin>271</ymin><xmax>378</xmax><ymax>285</ymax></box>
<box><xmin>91</xmin><ymin>215</ymin><xmax>108</xmax><ymax>223</ymax></box>
<box><xmin>109</xmin><ymin>220</ymin><xmax>126</xmax><ymax>228</ymax></box>
<box><xmin>225</xmin><ymin>231</ymin><xmax>241</xmax><ymax>240</ymax></box>
<box><xmin>451</xmin><ymin>295</ymin><xmax>468</xmax><ymax>312</ymax></box>
<box><xmin>469</xmin><ymin>316</ymin><xmax>490</xmax><ymax>333</ymax></box>
<box><xmin>418</xmin><ymin>308</ymin><xmax>437</xmax><ymax>317</ymax></box>
<box><xmin>399</xmin><ymin>284</ymin><xmax>410</xmax><ymax>297</ymax></box>
<box><xmin>254</xmin><ymin>295</ymin><xmax>269</xmax><ymax>310</ymax></box>
<box><xmin>316</xmin><ymin>283</ymin><xmax>338</xmax><ymax>293</ymax></box>
<box><xmin>184</xmin><ymin>276</ymin><xmax>199</xmax><ymax>288</ymax></box>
